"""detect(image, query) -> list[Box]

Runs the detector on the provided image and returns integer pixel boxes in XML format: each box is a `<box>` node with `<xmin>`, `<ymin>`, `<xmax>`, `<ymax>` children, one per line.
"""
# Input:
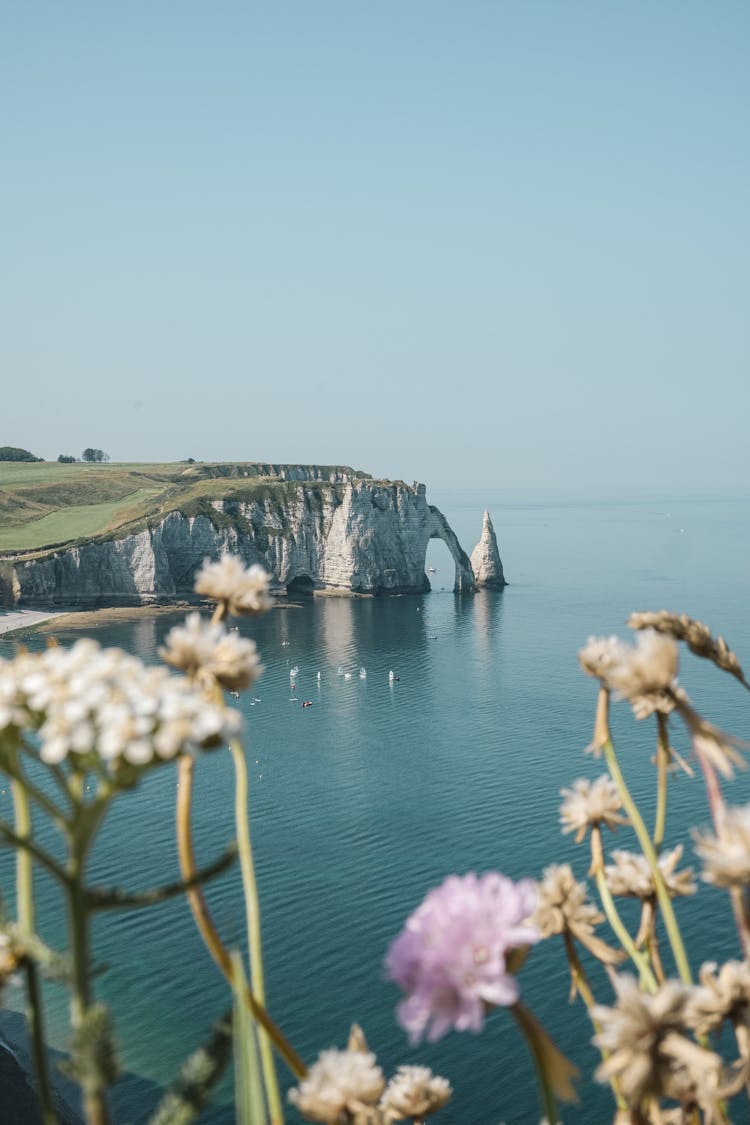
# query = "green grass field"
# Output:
<box><xmin>0</xmin><ymin>487</ymin><xmax>164</xmax><ymax>550</ymax></box>
<box><xmin>0</xmin><ymin>461</ymin><xmax>362</xmax><ymax>555</ymax></box>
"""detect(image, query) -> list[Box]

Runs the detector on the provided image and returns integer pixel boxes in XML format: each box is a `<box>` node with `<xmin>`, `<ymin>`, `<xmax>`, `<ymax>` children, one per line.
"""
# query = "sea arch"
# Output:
<box><xmin>426</xmin><ymin>506</ymin><xmax>475</xmax><ymax>593</ymax></box>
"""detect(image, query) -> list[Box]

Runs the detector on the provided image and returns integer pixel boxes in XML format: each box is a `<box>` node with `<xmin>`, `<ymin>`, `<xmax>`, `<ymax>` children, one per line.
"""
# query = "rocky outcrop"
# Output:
<box><xmin>1</xmin><ymin>476</ymin><xmax>480</xmax><ymax>607</ymax></box>
<box><xmin>470</xmin><ymin>510</ymin><xmax>506</xmax><ymax>589</ymax></box>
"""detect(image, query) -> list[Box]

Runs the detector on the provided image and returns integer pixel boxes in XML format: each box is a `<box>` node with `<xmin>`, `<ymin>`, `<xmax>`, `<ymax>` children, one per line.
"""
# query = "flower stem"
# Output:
<box><xmin>693</xmin><ymin>744</ymin><xmax>750</xmax><ymax>959</ymax></box>
<box><xmin>511</xmin><ymin>1004</ymin><xmax>558</xmax><ymax>1124</ymax></box>
<box><xmin>562</xmin><ymin>932</ymin><xmax>596</xmax><ymax>1011</ymax></box>
<box><xmin>175</xmin><ymin>753</ymin><xmax>306</xmax><ymax>1078</ymax></box>
<box><xmin>602</xmin><ymin>736</ymin><xmax>692</xmax><ymax>985</ymax></box>
<box><xmin>594</xmin><ymin>867</ymin><xmax>657</xmax><ymax>992</ymax></box>
<box><xmin>66</xmin><ymin>804</ymin><xmax>112</xmax><ymax>1125</ymax></box>
<box><xmin>230</xmin><ymin>738</ymin><xmax>283</xmax><ymax>1123</ymax></box>
<box><xmin>563</xmin><ymin>935</ymin><xmax>627</xmax><ymax>1112</ymax></box>
<box><xmin>653</xmin><ymin>715</ymin><xmax>669</xmax><ymax>852</ymax></box>
<box><xmin>12</xmin><ymin>775</ymin><xmax>57</xmax><ymax>1125</ymax></box>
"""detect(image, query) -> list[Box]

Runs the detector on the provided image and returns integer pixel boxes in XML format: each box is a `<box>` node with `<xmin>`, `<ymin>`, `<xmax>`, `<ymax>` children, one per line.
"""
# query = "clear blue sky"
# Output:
<box><xmin>3</xmin><ymin>2</ymin><xmax>748</xmax><ymax>489</ymax></box>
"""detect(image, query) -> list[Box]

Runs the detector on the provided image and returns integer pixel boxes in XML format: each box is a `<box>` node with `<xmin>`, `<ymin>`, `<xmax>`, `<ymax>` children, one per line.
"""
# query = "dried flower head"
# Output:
<box><xmin>194</xmin><ymin>555</ymin><xmax>272</xmax><ymax>615</ymax></box>
<box><xmin>288</xmin><ymin>1047</ymin><xmax>385</xmax><ymax>1123</ymax></box>
<box><xmin>579</xmin><ymin>636</ymin><xmax>629</xmax><ymax>682</ymax></box>
<box><xmin>532</xmin><ymin>864</ymin><xmax>621</xmax><ymax>965</ymax></box>
<box><xmin>628</xmin><ymin>611</ymin><xmax>748</xmax><ymax>689</ymax></box>
<box><xmin>159</xmin><ymin>612</ymin><xmax>263</xmax><ymax>691</ymax></box>
<box><xmin>385</xmin><ymin>872</ymin><xmax>539</xmax><ymax>1044</ymax></box>
<box><xmin>605</xmin><ymin>846</ymin><xmax>696</xmax><ymax>900</ymax></box>
<box><xmin>532</xmin><ymin>864</ymin><xmax>599</xmax><ymax>938</ymax></box>
<box><xmin>0</xmin><ymin>931</ymin><xmax>23</xmax><ymax>994</ymax></box>
<box><xmin>559</xmin><ymin>776</ymin><xmax>627</xmax><ymax>843</ymax></box>
<box><xmin>593</xmin><ymin>975</ymin><xmax>722</xmax><ymax>1110</ymax></box>
<box><xmin>686</xmin><ymin>720</ymin><xmax>745</xmax><ymax>780</ymax></box>
<box><xmin>694</xmin><ymin>805</ymin><xmax>750</xmax><ymax>888</ymax></box>
<box><xmin>0</xmin><ymin>639</ymin><xmax>240</xmax><ymax>772</ymax></box>
<box><xmin>579</xmin><ymin>631</ymin><xmax>679</xmax><ymax>718</ymax></box>
<box><xmin>380</xmin><ymin>1065</ymin><xmax>452</xmax><ymax>1119</ymax></box>
<box><xmin>685</xmin><ymin>960</ymin><xmax>750</xmax><ymax>1037</ymax></box>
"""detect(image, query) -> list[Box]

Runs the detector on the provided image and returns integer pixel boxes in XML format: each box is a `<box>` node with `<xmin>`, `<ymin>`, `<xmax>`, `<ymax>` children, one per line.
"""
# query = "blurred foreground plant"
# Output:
<box><xmin>3</xmin><ymin>581</ymin><xmax>750</xmax><ymax>1124</ymax></box>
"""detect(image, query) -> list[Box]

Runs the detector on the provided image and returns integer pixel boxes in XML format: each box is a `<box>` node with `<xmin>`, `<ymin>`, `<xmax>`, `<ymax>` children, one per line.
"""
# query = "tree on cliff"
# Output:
<box><xmin>0</xmin><ymin>446</ymin><xmax>42</xmax><ymax>461</ymax></box>
<box><xmin>82</xmin><ymin>448</ymin><xmax>110</xmax><ymax>463</ymax></box>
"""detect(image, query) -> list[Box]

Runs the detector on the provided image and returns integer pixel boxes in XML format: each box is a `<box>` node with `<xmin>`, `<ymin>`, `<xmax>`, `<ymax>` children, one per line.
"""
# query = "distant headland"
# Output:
<box><xmin>0</xmin><ymin>461</ymin><xmax>505</xmax><ymax>608</ymax></box>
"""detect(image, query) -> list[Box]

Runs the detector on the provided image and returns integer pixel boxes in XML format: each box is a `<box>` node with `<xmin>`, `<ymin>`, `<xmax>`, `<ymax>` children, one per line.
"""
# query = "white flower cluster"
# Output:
<box><xmin>579</xmin><ymin>630</ymin><xmax>679</xmax><ymax>717</ymax></box>
<box><xmin>380</xmin><ymin>1064</ymin><xmax>452</xmax><ymax>1118</ymax></box>
<box><xmin>288</xmin><ymin>1047</ymin><xmax>385</xmax><ymax>1122</ymax></box>
<box><xmin>694</xmin><ymin>804</ymin><xmax>750</xmax><ymax>888</ymax></box>
<box><xmin>194</xmin><ymin>556</ymin><xmax>272</xmax><ymax>615</ymax></box>
<box><xmin>0</xmin><ymin>639</ymin><xmax>241</xmax><ymax>770</ymax></box>
<box><xmin>559</xmin><ymin>775</ymin><xmax>627</xmax><ymax>842</ymax></box>
<box><xmin>159</xmin><ymin>612</ymin><xmax>263</xmax><ymax>690</ymax></box>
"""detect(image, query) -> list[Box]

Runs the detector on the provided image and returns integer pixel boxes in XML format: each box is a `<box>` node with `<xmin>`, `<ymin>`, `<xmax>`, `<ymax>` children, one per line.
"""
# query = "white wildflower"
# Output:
<box><xmin>605</xmin><ymin>846</ymin><xmax>696</xmax><ymax>900</ymax></box>
<box><xmin>686</xmin><ymin>960</ymin><xmax>750</xmax><ymax>1037</ymax></box>
<box><xmin>560</xmin><ymin>776</ymin><xmax>627</xmax><ymax>842</ymax></box>
<box><xmin>288</xmin><ymin>1048</ymin><xmax>385</xmax><ymax>1123</ymax></box>
<box><xmin>580</xmin><ymin>631</ymin><xmax>679</xmax><ymax>718</ymax></box>
<box><xmin>194</xmin><ymin>555</ymin><xmax>271</xmax><ymax>615</ymax></box>
<box><xmin>0</xmin><ymin>639</ymin><xmax>241</xmax><ymax>773</ymax></box>
<box><xmin>159</xmin><ymin>613</ymin><xmax>263</xmax><ymax>690</ymax></box>
<box><xmin>380</xmin><ymin>1065</ymin><xmax>451</xmax><ymax>1119</ymax></box>
<box><xmin>579</xmin><ymin>636</ymin><xmax>629</xmax><ymax>681</ymax></box>
<box><xmin>593</xmin><ymin>975</ymin><xmax>722</xmax><ymax>1110</ymax></box>
<box><xmin>533</xmin><ymin>864</ymin><xmax>622</xmax><ymax>964</ymax></box>
<box><xmin>694</xmin><ymin>805</ymin><xmax>750</xmax><ymax>888</ymax></box>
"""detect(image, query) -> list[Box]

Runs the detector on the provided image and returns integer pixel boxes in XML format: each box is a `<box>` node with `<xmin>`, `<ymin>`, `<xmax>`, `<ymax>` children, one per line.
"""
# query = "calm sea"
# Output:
<box><xmin>2</xmin><ymin>487</ymin><xmax>750</xmax><ymax>1124</ymax></box>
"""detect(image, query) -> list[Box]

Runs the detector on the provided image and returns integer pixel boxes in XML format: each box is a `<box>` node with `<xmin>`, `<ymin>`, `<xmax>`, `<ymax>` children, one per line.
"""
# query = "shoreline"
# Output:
<box><xmin>0</xmin><ymin>609</ymin><xmax>66</xmax><ymax>638</ymax></box>
<box><xmin>0</xmin><ymin>598</ymin><xmax>313</xmax><ymax>640</ymax></box>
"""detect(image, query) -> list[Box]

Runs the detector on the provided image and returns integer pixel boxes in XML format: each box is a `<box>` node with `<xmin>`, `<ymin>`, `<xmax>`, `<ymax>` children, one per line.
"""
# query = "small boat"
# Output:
<box><xmin>427</xmin><ymin>566</ymin><xmax>436</xmax><ymax>573</ymax></box>
<box><xmin>359</xmin><ymin>667</ymin><xmax>367</xmax><ymax>679</ymax></box>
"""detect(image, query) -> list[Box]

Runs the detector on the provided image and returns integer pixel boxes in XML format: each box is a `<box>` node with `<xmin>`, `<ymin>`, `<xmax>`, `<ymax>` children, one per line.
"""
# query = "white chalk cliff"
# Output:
<box><xmin>470</xmin><ymin>510</ymin><xmax>506</xmax><ymax>589</ymax></box>
<box><xmin>0</xmin><ymin>473</ymin><xmax>485</xmax><ymax>607</ymax></box>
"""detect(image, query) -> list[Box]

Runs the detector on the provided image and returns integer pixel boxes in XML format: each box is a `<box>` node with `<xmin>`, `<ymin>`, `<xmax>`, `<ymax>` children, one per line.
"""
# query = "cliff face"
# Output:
<box><xmin>2</xmin><ymin>479</ymin><xmax>478</xmax><ymax>607</ymax></box>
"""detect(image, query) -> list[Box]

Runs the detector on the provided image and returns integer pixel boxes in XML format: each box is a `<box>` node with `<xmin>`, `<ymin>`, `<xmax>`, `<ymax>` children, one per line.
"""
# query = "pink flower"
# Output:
<box><xmin>385</xmin><ymin>872</ymin><xmax>539</xmax><ymax>1043</ymax></box>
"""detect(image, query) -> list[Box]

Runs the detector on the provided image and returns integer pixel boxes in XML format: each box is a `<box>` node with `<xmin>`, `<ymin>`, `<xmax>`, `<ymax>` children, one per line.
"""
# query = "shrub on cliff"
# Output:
<box><xmin>0</xmin><ymin>446</ymin><xmax>42</xmax><ymax>462</ymax></box>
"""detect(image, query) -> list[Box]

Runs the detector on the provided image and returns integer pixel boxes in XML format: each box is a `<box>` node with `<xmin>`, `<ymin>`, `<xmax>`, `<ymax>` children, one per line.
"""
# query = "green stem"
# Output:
<box><xmin>602</xmin><ymin>737</ymin><xmax>692</xmax><ymax>985</ymax></box>
<box><xmin>176</xmin><ymin>754</ymin><xmax>306</xmax><ymax>1079</ymax></box>
<box><xmin>5</xmin><ymin>755</ymin><xmax>68</xmax><ymax>829</ymax></box>
<box><xmin>0</xmin><ymin>822</ymin><xmax>70</xmax><ymax>884</ymax></box>
<box><xmin>67</xmin><ymin>873</ymin><xmax>109</xmax><ymax>1125</ymax></box>
<box><xmin>511</xmin><ymin>1005</ymin><xmax>558</xmax><ymax>1124</ymax></box>
<box><xmin>654</xmin><ymin>715</ymin><xmax>669</xmax><ymax>852</ymax></box>
<box><xmin>65</xmin><ymin>795</ymin><xmax>114</xmax><ymax>1125</ymax></box>
<box><xmin>563</xmin><ymin>936</ymin><xmax>627</xmax><ymax>1112</ymax></box>
<box><xmin>594</xmin><ymin>868</ymin><xmax>657</xmax><ymax>992</ymax></box>
<box><xmin>230</xmin><ymin>739</ymin><xmax>283</xmax><ymax>1123</ymax></box>
<box><xmin>12</xmin><ymin>777</ymin><xmax>58</xmax><ymax>1125</ymax></box>
<box><xmin>562</xmin><ymin>932</ymin><xmax>598</xmax><ymax>1012</ymax></box>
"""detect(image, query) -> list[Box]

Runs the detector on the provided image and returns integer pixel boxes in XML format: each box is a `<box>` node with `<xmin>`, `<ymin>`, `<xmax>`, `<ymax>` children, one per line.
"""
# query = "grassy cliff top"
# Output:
<box><xmin>0</xmin><ymin>461</ymin><xmax>370</xmax><ymax>556</ymax></box>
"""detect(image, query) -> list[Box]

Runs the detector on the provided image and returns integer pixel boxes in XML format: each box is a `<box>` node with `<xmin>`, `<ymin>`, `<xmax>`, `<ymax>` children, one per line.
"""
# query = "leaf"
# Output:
<box><xmin>231</xmin><ymin>950</ymin><xmax>268</xmax><ymax>1125</ymax></box>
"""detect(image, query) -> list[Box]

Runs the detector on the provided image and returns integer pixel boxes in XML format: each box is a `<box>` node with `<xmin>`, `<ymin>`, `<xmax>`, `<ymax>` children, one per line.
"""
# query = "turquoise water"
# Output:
<box><xmin>3</xmin><ymin>488</ymin><xmax>750</xmax><ymax>1123</ymax></box>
